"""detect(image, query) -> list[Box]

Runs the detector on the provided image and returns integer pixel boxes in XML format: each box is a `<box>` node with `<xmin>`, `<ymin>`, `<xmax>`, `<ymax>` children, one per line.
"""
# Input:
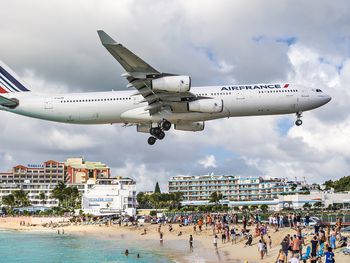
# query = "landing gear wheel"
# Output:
<box><xmin>153</xmin><ymin>127</ymin><xmax>162</xmax><ymax>136</ymax></box>
<box><xmin>295</xmin><ymin>119</ymin><xmax>303</xmax><ymax>126</ymax></box>
<box><xmin>156</xmin><ymin>131</ymin><xmax>165</xmax><ymax>140</ymax></box>
<box><xmin>162</xmin><ymin>120</ymin><xmax>171</xmax><ymax>131</ymax></box>
<box><xmin>147</xmin><ymin>136</ymin><xmax>157</xmax><ymax>145</ymax></box>
<box><xmin>150</xmin><ymin>127</ymin><xmax>161</xmax><ymax>136</ymax></box>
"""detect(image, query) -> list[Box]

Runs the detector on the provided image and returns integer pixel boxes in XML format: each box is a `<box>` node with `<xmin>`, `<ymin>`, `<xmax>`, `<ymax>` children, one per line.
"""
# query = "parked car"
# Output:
<box><xmin>302</xmin><ymin>216</ymin><xmax>320</xmax><ymax>226</ymax></box>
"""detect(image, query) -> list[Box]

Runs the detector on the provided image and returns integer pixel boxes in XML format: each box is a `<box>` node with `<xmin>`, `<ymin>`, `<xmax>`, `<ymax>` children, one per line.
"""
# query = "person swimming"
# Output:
<box><xmin>125</xmin><ymin>249</ymin><xmax>129</xmax><ymax>256</ymax></box>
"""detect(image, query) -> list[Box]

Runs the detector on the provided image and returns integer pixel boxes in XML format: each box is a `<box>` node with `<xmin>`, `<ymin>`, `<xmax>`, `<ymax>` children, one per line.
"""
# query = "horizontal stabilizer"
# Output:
<box><xmin>0</xmin><ymin>95</ymin><xmax>18</xmax><ymax>108</ymax></box>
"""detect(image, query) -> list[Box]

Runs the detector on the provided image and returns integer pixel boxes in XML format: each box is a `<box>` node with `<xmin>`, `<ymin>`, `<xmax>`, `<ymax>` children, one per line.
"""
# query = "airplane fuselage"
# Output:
<box><xmin>0</xmin><ymin>84</ymin><xmax>331</xmax><ymax>125</ymax></box>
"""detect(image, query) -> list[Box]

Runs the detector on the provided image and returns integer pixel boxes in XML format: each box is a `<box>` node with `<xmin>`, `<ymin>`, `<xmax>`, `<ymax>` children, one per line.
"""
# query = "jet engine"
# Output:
<box><xmin>152</xmin><ymin>75</ymin><xmax>191</xmax><ymax>93</ymax></box>
<box><xmin>188</xmin><ymin>99</ymin><xmax>223</xmax><ymax>113</ymax></box>
<box><xmin>174</xmin><ymin>121</ymin><xmax>204</xmax><ymax>131</ymax></box>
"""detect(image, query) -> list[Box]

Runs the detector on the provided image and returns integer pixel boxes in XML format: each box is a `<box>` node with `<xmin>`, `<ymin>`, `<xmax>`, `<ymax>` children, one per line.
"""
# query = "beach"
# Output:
<box><xmin>0</xmin><ymin>216</ymin><xmax>349</xmax><ymax>263</ymax></box>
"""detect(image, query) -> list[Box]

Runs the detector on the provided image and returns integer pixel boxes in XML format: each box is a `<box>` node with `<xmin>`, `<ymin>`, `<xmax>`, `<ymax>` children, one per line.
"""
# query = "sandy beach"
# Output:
<box><xmin>0</xmin><ymin>216</ymin><xmax>349</xmax><ymax>263</ymax></box>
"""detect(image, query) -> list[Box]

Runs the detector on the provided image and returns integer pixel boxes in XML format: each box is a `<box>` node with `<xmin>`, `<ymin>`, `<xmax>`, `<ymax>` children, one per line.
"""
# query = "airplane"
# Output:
<box><xmin>0</xmin><ymin>31</ymin><xmax>331</xmax><ymax>145</ymax></box>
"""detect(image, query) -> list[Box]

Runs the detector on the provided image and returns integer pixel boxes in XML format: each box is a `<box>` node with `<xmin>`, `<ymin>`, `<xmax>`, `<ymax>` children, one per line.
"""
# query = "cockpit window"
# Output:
<box><xmin>316</xmin><ymin>89</ymin><xmax>322</xmax><ymax>92</ymax></box>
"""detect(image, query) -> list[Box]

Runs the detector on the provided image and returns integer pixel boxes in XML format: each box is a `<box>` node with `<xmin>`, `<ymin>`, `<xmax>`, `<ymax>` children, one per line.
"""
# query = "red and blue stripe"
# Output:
<box><xmin>0</xmin><ymin>66</ymin><xmax>30</xmax><ymax>93</ymax></box>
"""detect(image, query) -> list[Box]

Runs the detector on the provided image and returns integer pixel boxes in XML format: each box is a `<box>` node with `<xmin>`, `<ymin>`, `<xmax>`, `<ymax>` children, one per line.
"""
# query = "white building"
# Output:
<box><xmin>276</xmin><ymin>190</ymin><xmax>350</xmax><ymax>210</ymax></box>
<box><xmin>81</xmin><ymin>177</ymin><xmax>137</xmax><ymax>216</ymax></box>
<box><xmin>169</xmin><ymin>174</ymin><xmax>302</xmax><ymax>201</ymax></box>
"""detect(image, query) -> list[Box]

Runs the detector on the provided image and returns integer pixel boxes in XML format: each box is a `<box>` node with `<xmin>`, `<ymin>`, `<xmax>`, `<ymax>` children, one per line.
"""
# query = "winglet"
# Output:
<box><xmin>97</xmin><ymin>30</ymin><xmax>117</xmax><ymax>45</ymax></box>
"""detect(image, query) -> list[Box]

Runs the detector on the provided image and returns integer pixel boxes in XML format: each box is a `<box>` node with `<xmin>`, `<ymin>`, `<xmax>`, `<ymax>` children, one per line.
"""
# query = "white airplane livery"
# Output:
<box><xmin>0</xmin><ymin>31</ymin><xmax>331</xmax><ymax>145</ymax></box>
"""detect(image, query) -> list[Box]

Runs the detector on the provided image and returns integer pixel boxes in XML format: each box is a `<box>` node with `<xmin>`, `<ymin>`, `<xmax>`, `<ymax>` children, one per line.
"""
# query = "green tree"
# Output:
<box><xmin>323</xmin><ymin>180</ymin><xmax>334</xmax><ymax>190</ymax></box>
<box><xmin>13</xmin><ymin>190</ymin><xmax>30</xmax><ymax>207</ymax></box>
<box><xmin>332</xmin><ymin>176</ymin><xmax>350</xmax><ymax>192</ymax></box>
<box><xmin>149</xmin><ymin>193</ymin><xmax>161</xmax><ymax>209</ymax></box>
<box><xmin>38</xmin><ymin>191</ymin><xmax>46</xmax><ymax>206</ymax></box>
<box><xmin>154</xmin><ymin>182</ymin><xmax>161</xmax><ymax>194</ymax></box>
<box><xmin>2</xmin><ymin>194</ymin><xmax>15</xmax><ymax>209</ymax></box>
<box><xmin>303</xmin><ymin>203</ymin><xmax>311</xmax><ymax>210</ymax></box>
<box><xmin>209</xmin><ymin>192</ymin><xmax>223</xmax><ymax>205</ymax></box>
<box><xmin>313</xmin><ymin>202</ymin><xmax>323</xmax><ymax>209</ymax></box>
<box><xmin>136</xmin><ymin>192</ymin><xmax>151</xmax><ymax>209</ymax></box>
<box><xmin>250</xmin><ymin>205</ymin><xmax>259</xmax><ymax>211</ymax></box>
<box><xmin>51</xmin><ymin>181</ymin><xmax>67</xmax><ymax>208</ymax></box>
<box><xmin>260</xmin><ymin>204</ymin><xmax>268</xmax><ymax>213</ymax></box>
<box><xmin>169</xmin><ymin>192</ymin><xmax>183</xmax><ymax>210</ymax></box>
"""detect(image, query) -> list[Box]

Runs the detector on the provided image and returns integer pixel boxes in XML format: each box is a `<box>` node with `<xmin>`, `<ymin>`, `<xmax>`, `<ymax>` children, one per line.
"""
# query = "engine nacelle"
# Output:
<box><xmin>188</xmin><ymin>99</ymin><xmax>223</xmax><ymax>113</ymax></box>
<box><xmin>152</xmin><ymin>75</ymin><xmax>191</xmax><ymax>93</ymax></box>
<box><xmin>174</xmin><ymin>121</ymin><xmax>204</xmax><ymax>132</ymax></box>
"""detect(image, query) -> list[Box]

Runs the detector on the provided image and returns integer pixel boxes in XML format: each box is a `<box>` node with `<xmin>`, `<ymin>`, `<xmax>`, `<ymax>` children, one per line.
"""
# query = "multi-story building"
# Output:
<box><xmin>0</xmin><ymin>158</ymin><xmax>110</xmax><ymax>208</ymax></box>
<box><xmin>168</xmin><ymin>174</ymin><xmax>301</xmax><ymax>202</ymax></box>
<box><xmin>0</xmin><ymin>160</ymin><xmax>65</xmax><ymax>185</ymax></box>
<box><xmin>65</xmin><ymin>157</ymin><xmax>110</xmax><ymax>184</ymax></box>
<box><xmin>81</xmin><ymin>177</ymin><xmax>137</xmax><ymax>216</ymax></box>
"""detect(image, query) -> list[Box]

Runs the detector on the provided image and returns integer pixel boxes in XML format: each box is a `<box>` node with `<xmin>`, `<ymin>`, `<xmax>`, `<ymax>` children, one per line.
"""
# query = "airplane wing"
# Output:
<box><xmin>0</xmin><ymin>95</ymin><xmax>18</xmax><ymax>108</ymax></box>
<box><xmin>97</xmin><ymin>30</ymin><xmax>197</xmax><ymax>115</ymax></box>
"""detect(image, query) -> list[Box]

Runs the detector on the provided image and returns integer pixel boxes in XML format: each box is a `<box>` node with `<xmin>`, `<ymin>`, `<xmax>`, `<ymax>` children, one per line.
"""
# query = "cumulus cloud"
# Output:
<box><xmin>0</xmin><ymin>0</ymin><xmax>350</xmax><ymax>190</ymax></box>
<box><xmin>198</xmin><ymin>155</ymin><xmax>217</xmax><ymax>169</ymax></box>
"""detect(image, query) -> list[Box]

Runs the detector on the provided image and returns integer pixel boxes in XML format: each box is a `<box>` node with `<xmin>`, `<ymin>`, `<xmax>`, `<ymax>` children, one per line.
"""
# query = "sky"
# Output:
<box><xmin>1</xmin><ymin>0</ymin><xmax>350</xmax><ymax>192</ymax></box>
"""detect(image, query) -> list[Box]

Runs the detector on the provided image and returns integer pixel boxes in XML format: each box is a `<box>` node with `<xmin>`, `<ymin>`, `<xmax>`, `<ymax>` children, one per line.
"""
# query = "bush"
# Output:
<box><xmin>149</xmin><ymin>210</ymin><xmax>157</xmax><ymax>216</ymax></box>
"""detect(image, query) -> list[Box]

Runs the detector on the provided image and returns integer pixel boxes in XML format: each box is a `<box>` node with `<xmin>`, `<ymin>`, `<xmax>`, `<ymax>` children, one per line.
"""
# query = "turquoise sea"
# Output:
<box><xmin>0</xmin><ymin>230</ymin><xmax>174</xmax><ymax>263</ymax></box>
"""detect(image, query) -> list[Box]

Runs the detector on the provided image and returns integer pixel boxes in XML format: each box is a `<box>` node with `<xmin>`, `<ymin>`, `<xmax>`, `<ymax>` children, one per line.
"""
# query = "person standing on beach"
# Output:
<box><xmin>243</xmin><ymin>216</ymin><xmax>247</xmax><ymax>230</ymax></box>
<box><xmin>213</xmin><ymin>234</ymin><xmax>218</xmax><ymax>250</ymax></box>
<box><xmin>189</xmin><ymin>235</ymin><xmax>193</xmax><ymax>252</ymax></box>
<box><xmin>324</xmin><ymin>247</ymin><xmax>335</xmax><ymax>263</ymax></box>
<box><xmin>276</xmin><ymin>249</ymin><xmax>287</xmax><ymax>263</ymax></box>
<box><xmin>257</xmin><ymin>239</ymin><xmax>265</xmax><ymax>260</ymax></box>
<box><xmin>280</xmin><ymin>236</ymin><xmax>290</xmax><ymax>261</ymax></box>
<box><xmin>231</xmin><ymin>227</ymin><xmax>236</xmax><ymax>244</ymax></box>
<box><xmin>159</xmin><ymin>232</ymin><xmax>163</xmax><ymax>245</ymax></box>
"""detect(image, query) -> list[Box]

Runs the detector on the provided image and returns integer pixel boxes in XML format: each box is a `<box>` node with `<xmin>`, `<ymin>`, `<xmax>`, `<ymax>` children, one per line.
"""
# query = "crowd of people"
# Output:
<box><xmin>158</xmin><ymin>212</ymin><xmax>348</xmax><ymax>262</ymax></box>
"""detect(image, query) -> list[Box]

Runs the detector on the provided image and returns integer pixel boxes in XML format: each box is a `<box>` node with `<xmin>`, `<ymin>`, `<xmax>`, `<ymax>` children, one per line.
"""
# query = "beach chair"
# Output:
<box><xmin>302</xmin><ymin>246</ymin><xmax>311</xmax><ymax>260</ymax></box>
<box><xmin>317</xmin><ymin>243</ymin><xmax>324</xmax><ymax>257</ymax></box>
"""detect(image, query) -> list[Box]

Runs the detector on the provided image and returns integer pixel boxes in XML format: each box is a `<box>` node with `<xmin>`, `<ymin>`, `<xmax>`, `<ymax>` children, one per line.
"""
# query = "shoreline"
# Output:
<box><xmin>1</xmin><ymin>217</ymin><xmax>349</xmax><ymax>263</ymax></box>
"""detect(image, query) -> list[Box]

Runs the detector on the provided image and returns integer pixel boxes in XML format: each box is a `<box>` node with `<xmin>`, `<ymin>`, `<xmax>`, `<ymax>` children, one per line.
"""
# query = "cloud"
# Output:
<box><xmin>197</xmin><ymin>155</ymin><xmax>217</xmax><ymax>169</ymax></box>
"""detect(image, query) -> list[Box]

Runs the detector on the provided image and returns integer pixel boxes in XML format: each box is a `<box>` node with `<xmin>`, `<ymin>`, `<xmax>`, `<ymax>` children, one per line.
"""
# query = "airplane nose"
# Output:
<box><xmin>325</xmin><ymin>95</ymin><xmax>331</xmax><ymax>103</ymax></box>
<box><xmin>319</xmin><ymin>94</ymin><xmax>331</xmax><ymax>105</ymax></box>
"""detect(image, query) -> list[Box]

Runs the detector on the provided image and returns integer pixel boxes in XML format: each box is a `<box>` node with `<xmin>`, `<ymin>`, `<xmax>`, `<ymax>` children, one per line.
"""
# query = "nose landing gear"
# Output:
<box><xmin>295</xmin><ymin>112</ymin><xmax>303</xmax><ymax>126</ymax></box>
<box><xmin>147</xmin><ymin>119</ymin><xmax>171</xmax><ymax>145</ymax></box>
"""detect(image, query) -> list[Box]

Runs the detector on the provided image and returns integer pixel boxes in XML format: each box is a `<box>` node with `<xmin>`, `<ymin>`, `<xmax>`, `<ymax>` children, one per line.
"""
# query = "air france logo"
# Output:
<box><xmin>221</xmin><ymin>83</ymin><xmax>289</xmax><ymax>91</ymax></box>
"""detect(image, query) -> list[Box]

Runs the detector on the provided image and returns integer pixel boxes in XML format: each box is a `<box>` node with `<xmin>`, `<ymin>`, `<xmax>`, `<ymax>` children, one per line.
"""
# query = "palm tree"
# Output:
<box><xmin>209</xmin><ymin>192</ymin><xmax>223</xmax><ymax>205</ymax></box>
<box><xmin>67</xmin><ymin>186</ymin><xmax>80</xmax><ymax>209</ymax></box>
<box><xmin>13</xmin><ymin>190</ymin><xmax>30</xmax><ymax>207</ymax></box>
<box><xmin>170</xmin><ymin>192</ymin><xmax>183</xmax><ymax>210</ymax></box>
<box><xmin>149</xmin><ymin>193</ymin><xmax>161</xmax><ymax>210</ymax></box>
<box><xmin>2</xmin><ymin>194</ymin><xmax>15</xmax><ymax>209</ymax></box>
<box><xmin>38</xmin><ymin>191</ymin><xmax>46</xmax><ymax>206</ymax></box>
<box><xmin>51</xmin><ymin>181</ymin><xmax>67</xmax><ymax>208</ymax></box>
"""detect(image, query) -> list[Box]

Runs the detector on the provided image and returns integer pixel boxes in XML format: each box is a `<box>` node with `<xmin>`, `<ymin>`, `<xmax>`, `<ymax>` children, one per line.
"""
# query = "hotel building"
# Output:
<box><xmin>168</xmin><ymin>174</ymin><xmax>300</xmax><ymax>202</ymax></box>
<box><xmin>0</xmin><ymin>158</ymin><xmax>110</xmax><ymax>207</ymax></box>
<box><xmin>81</xmin><ymin>177</ymin><xmax>137</xmax><ymax>216</ymax></box>
<box><xmin>65</xmin><ymin>158</ymin><xmax>110</xmax><ymax>184</ymax></box>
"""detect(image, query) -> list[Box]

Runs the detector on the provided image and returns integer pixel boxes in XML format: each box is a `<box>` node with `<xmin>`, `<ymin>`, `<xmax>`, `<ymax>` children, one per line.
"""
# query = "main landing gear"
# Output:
<box><xmin>147</xmin><ymin>120</ymin><xmax>171</xmax><ymax>145</ymax></box>
<box><xmin>295</xmin><ymin>112</ymin><xmax>303</xmax><ymax>126</ymax></box>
